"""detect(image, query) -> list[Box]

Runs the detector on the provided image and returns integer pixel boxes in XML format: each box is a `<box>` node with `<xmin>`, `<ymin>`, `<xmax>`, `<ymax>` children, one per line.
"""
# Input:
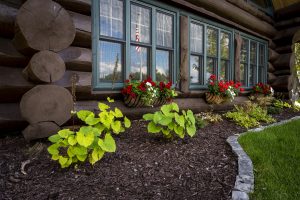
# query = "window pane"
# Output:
<box><xmin>190</xmin><ymin>55</ymin><xmax>203</xmax><ymax>84</ymax></box>
<box><xmin>100</xmin><ymin>0</ymin><xmax>123</xmax><ymax>39</ymax></box>
<box><xmin>131</xmin><ymin>4</ymin><xmax>150</xmax><ymax>44</ymax></box>
<box><xmin>240</xmin><ymin>63</ymin><xmax>246</xmax><ymax>85</ymax></box>
<box><xmin>250</xmin><ymin>41</ymin><xmax>257</xmax><ymax>64</ymax></box>
<box><xmin>156</xmin><ymin>50</ymin><xmax>170</xmax><ymax>82</ymax></box>
<box><xmin>190</xmin><ymin>23</ymin><xmax>203</xmax><ymax>54</ymax></box>
<box><xmin>99</xmin><ymin>41</ymin><xmax>123</xmax><ymax>82</ymax></box>
<box><xmin>220</xmin><ymin>59</ymin><xmax>229</xmax><ymax>80</ymax></box>
<box><xmin>206</xmin><ymin>57</ymin><xmax>217</xmax><ymax>82</ymax></box>
<box><xmin>156</xmin><ymin>12</ymin><xmax>173</xmax><ymax>48</ymax></box>
<box><xmin>221</xmin><ymin>32</ymin><xmax>230</xmax><ymax>59</ymax></box>
<box><xmin>258</xmin><ymin>66</ymin><xmax>264</xmax><ymax>83</ymax></box>
<box><xmin>207</xmin><ymin>27</ymin><xmax>218</xmax><ymax>57</ymax></box>
<box><xmin>241</xmin><ymin>39</ymin><xmax>248</xmax><ymax>63</ymax></box>
<box><xmin>130</xmin><ymin>46</ymin><xmax>148</xmax><ymax>80</ymax></box>
<box><xmin>249</xmin><ymin>64</ymin><xmax>256</xmax><ymax>86</ymax></box>
<box><xmin>259</xmin><ymin>44</ymin><xmax>265</xmax><ymax>65</ymax></box>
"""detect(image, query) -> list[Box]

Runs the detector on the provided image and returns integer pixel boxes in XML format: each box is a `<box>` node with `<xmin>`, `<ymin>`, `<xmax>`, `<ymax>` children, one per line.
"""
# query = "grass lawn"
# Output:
<box><xmin>239</xmin><ymin>119</ymin><xmax>300</xmax><ymax>200</ymax></box>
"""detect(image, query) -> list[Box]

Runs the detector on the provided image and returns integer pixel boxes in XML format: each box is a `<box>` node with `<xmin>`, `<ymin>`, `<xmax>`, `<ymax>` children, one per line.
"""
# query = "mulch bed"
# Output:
<box><xmin>0</xmin><ymin>109</ymin><xmax>299</xmax><ymax>200</ymax></box>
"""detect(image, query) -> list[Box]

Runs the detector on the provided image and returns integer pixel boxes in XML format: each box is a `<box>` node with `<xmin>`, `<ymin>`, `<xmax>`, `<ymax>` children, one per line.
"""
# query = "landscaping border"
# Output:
<box><xmin>227</xmin><ymin>116</ymin><xmax>300</xmax><ymax>200</ymax></box>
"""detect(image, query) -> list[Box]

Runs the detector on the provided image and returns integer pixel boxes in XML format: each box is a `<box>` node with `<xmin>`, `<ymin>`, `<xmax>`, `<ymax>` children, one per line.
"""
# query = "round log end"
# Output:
<box><xmin>22</xmin><ymin>121</ymin><xmax>60</xmax><ymax>141</ymax></box>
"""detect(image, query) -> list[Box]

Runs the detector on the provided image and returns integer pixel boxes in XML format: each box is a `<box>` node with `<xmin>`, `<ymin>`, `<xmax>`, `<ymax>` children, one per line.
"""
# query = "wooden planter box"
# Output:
<box><xmin>123</xmin><ymin>95</ymin><xmax>167</xmax><ymax>108</ymax></box>
<box><xmin>205</xmin><ymin>93</ymin><xmax>225</xmax><ymax>104</ymax></box>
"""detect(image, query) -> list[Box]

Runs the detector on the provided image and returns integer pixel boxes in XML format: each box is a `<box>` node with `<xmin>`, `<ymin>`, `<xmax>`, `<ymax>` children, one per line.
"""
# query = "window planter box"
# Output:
<box><xmin>123</xmin><ymin>95</ymin><xmax>167</xmax><ymax>108</ymax></box>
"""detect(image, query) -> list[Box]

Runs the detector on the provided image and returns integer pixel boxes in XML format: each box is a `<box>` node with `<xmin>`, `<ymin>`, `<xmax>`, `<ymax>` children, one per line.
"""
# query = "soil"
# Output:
<box><xmin>0</xmin><ymin>109</ymin><xmax>299</xmax><ymax>200</ymax></box>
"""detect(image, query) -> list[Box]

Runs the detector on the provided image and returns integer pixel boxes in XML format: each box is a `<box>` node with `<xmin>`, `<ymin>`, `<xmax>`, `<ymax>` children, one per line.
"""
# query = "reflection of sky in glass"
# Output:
<box><xmin>190</xmin><ymin>23</ymin><xmax>203</xmax><ymax>54</ymax></box>
<box><xmin>207</xmin><ymin>27</ymin><xmax>218</xmax><ymax>57</ymax></box>
<box><xmin>241</xmin><ymin>39</ymin><xmax>248</xmax><ymax>62</ymax></box>
<box><xmin>156</xmin><ymin>12</ymin><xmax>173</xmax><ymax>48</ymax></box>
<box><xmin>130</xmin><ymin>46</ymin><xmax>148</xmax><ymax>80</ymax></box>
<box><xmin>99</xmin><ymin>41</ymin><xmax>122</xmax><ymax>82</ymax></box>
<box><xmin>190</xmin><ymin>55</ymin><xmax>200</xmax><ymax>84</ymax></box>
<box><xmin>156</xmin><ymin>50</ymin><xmax>170</xmax><ymax>82</ymax></box>
<box><xmin>221</xmin><ymin>32</ymin><xmax>230</xmax><ymax>59</ymax></box>
<box><xmin>100</xmin><ymin>0</ymin><xmax>123</xmax><ymax>39</ymax></box>
<box><xmin>206</xmin><ymin>57</ymin><xmax>217</xmax><ymax>82</ymax></box>
<box><xmin>131</xmin><ymin>4</ymin><xmax>150</xmax><ymax>43</ymax></box>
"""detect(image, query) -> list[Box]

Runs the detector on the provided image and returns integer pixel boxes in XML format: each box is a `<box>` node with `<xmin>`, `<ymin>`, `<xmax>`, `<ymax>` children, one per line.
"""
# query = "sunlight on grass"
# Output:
<box><xmin>238</xmin><ymin>119</ymin><xmax>300</xmax><ymax>200</ymax></box>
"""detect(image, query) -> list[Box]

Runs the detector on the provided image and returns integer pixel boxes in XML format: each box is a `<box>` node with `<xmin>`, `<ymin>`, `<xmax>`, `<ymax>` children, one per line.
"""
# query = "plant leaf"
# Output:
<box><xmin>59</xmin><ymin>156</ymin><xmax>68</xmax><ymax>166</ymax></box>
<box><xmin>153</xmin><ymin>112</ymin><xmax>163</xmax><ymax>124</ymax></box>
<box><xmin>76</xmin><ymin>154</ymin><xmax>87</xmax><ymax>162</ymax></box>
<box><xmin>47</xmin><ymin>144</ymin><xmax>59</xmax><ymax>155</ymax></box>
<box><xmin>161</xmin><ymin>104</ymin><xmax>172</xmax><ymax>115</ymax></box>
<box><xmin>124</xmin><ymin>116</ymin><xmax>131</xmax><ymax>128</ymax></box>
<box><xmin>77</xmin><ymin>110</ymin><xmax>93</xmax><ymax>121</ymax></box>
<box><xmin>174</xmin><ymin>125</ymin><xmax>184</xmax><ymax>138</ymax></box>
<box><xmin>48</xmin><ymin>134</ymin><xmax>61</xmax><ymax>143</ymax></box>
<box><xmin>186</xmin><ymin>125</ymin><xmax>196</xmax><ymax>137</ymax></box>
<box><xmin>98</xmin><ymin>102</ymin><xmax>110</xmax><ymax>112</ymax></box>
<box><xmin>111</xmin><ymin>120</ymin><xmax>121</xmax><ymax>134</ymax></box>
<box><xmin>171</xmin><ymin>102</ymin><xmax>179</xmax><ymax>112</ymax></box>
<box><xmin>51</xmin><ymin>154</ymin><xmax>60</xmax><ymax>160</ymax></box>
<box><xmin>98</xmin><ymin>133</ymin><xmax>116</xmax><ymax>152</ymax></box>
<box><xmin>147</xmin><ymin>121</ymin><xmax>161</xmax><ymax>133</ymax></box>
<box><xmin>114</xmin><ymin>108</ymin><xmax>123</xmax><ymax>118</ymax></box>
<box><xmin>85</xmin><ymin>115</ymin><xmax>101</xmax><ymax>126</ymax></box>
<box><xmin>76</xmin><ymin>131</ymin><xmax>94</xmax><ymax>148</ymax></box>
<box><xmin>158</xmin><ymin>116</ymin><xmax>173</xmax><ymax>126</ymax></box>
<box><xmin>107</xmin><ymin>97</ymin><xmax>115</xmax><ymax>103</ymax></box>
<box><xmin>175</xmin><ymin>113</ymin><xmax>185</xmax><ymax>127</ymax></box>
<box><xmin>143</xmin><ymin>113</ymin><xmax>154</xmax><ymax>121</ymax></box>
<box><xmin>73</xmin><ymin>146</ymin><xmax>87</xmax><ymax>155</ymax></box>
<box><xmin>68</xmin><ymin>135</ymin><xmax>77</xmax><ymax>146</ymax></box>
<box><xmin>186</xmin><ymin>110</ymin><xmax>195</xmax><ymax>125</ymax></box>
<box><xmin>58</xmin><ymin>129</ymin><xmax>73</xmax><ymax>138</ymax></box>
<box><xmin>67</xmin><ymin>147</ymin><xmax>75</xmax><ymax>157</ymax></box>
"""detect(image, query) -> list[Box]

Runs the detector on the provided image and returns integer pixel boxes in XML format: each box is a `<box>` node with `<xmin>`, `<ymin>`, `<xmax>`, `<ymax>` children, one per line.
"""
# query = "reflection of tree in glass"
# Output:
<box><xmin>207</xmin><ymin>28</ymin><xmax>217</xmax><ymax>57</ymax></box>
<box><xmin>130</xmin><ymin>72</ymin><xmax>147</xmax><ymax>81</ymax></box>
<box><xmin>156</xmin><ymin>70</ymin><xmax>169</xmax><ymax>82</ymax></box>
<box><xmin>221</xmin><ymin>33</ymin><xmax>229</xmax><ymax>59</ymax></box>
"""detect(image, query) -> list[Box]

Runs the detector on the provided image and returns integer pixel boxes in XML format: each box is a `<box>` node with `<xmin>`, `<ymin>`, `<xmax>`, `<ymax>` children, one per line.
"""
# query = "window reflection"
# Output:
<box><xmin>131</xmin><ymin>5</ymin><xmax>151</xmax><ymax>43</ymax></box>
<box><xmin>130</xmin><ymin>46</ymin><xmax>148</xmax><ymax>81</ymax></box>
<box><xmin>156</xmin><ymin>12</ymin><xmax>173</xmax><ymax>48</ymax></box>
<box><xmin>156</xmin><ymin>50</ymin><xmax>170</xmax><ymax>82</ymax></box>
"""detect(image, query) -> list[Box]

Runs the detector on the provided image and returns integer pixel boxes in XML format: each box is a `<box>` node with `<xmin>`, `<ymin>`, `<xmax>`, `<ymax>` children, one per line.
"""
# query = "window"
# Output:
<box><xmin>240</xmin><ymin>36</ymin><xmax>267</xmax><ymax>87</ymax></box>
<box><xmin>189</xmin><ymin>20</ymin><xmax>233</xmax><ymax>88</ymax></box>
<box><xmin>93</xmin><ymin>0</ymin><xmax>177</xmax><ymax>90</ymax></box>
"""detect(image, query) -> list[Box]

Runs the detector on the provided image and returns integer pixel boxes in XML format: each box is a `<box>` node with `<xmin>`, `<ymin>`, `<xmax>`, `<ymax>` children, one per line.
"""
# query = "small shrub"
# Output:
<box><xmin>47</xmin><ymin>98</ymin><xmax>131</xmax><ymax>168</ymax></box>
<box><xmin>194</xmin><ymin>116</ymin><xmax>208</xmax><ymax>129</ymax></box>
<box><xmin>273</xmin><ymin>99</ymin><xmax>292</xmax><ymax>109</ymax></box>
<box><xmin>225</xmin><ymin>102</ymin><xmax>275</xmax><ymax>129</ymax></box>
<box><xmin>195</xmin><ymin>112</ymin><xmax>223</xmax><ymax>123</ymax></box>
<box><xmin>267</xmin><ymin>106</ymin><xmax>282</xmax><ymax>115</ymax></box>
<box><xmin>143</xmin><ymin>102</ymin><xmax>196</xmax><ymax>139</ymax></box>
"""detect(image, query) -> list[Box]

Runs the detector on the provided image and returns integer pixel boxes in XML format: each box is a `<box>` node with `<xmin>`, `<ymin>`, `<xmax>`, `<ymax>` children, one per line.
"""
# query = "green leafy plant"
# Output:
<box><xmin>225</xmin><ymin>102</ymin><xmax>275</xmax><ymax>129</ymax></box>
<box><xmin>194</xmin><ymin>112</ymin><xmax>223</xmax><ymax>123</ymax></box>
<box><xmin>194</xmin><ymin>116</ymin><xmax>208</xmax><ymax>129</ymax></box>
<box><xmin>142</xmin><ymin>102</ymin><xmax>196</xmax><ymax>139</ymax></box>
<box><xmin>273</xmin><ymin>99</ymin><xmax>292</xmax><ymax>109</ymax></box>
<box><xmin>47</xmin><ymin>98</ymin><xmax>131</xmax><ymax>168</ymax></box>
<box><xmin>267</xmin><ymin>106</ymin><xmax>282</xmax><ymax>115</ymax></box>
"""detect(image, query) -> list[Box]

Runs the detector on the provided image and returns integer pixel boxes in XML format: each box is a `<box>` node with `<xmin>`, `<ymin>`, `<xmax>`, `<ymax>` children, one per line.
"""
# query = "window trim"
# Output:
<box><xmin>92</xmin><ymin>0</ymin><xmax>179</xmax><ymax>91</ymax></box>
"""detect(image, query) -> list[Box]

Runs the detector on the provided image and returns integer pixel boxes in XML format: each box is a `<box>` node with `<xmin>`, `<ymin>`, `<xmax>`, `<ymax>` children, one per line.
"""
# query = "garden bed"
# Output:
<box><xmin>0</xmin><ymin>109</ymin><xmax>299</xmax><ymax>200</ymax></box>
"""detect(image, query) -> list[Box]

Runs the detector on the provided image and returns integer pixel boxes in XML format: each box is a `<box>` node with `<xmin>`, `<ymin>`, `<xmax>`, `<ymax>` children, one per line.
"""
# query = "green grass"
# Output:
<box><xmin>238</xmin><ymin>119</ymin><xmax>300</xmax><ymax>200</ymax></box>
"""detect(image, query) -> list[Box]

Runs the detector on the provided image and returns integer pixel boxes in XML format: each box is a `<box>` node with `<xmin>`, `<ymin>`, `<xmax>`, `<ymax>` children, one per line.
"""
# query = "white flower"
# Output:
<box><xmin>146</xmin><ymin>82</ymin><xmax>152</xmax><ymax>87</ymax></box>
<box><xmin>270</xmin><ymin>87</ymin><xmax>274</xmax><ymax>96</ymax></box>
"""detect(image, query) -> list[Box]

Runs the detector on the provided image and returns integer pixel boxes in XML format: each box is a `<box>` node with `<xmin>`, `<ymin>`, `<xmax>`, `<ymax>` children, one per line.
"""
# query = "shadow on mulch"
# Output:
<box><xmin>0</xmin><ymin>109</ymin><xmax>299</xmax><ymax>200</ymax></box>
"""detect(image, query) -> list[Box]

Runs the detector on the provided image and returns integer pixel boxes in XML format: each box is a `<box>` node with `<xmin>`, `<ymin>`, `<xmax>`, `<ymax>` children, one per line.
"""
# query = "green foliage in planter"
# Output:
<box><xmin>142</xmin><ymin>103</ymin><xmax>197</xmax><ymax>139</ymax></box>
<box><xmin>273</xmin><ymin>99</ymin><xmax>292</xmax><ymax>109</ymax></box>
<box><xmin>47</xmin><ymin>99</ymin><xmax>131</xmax><ymax>168</ymax></box>
<box><xmin>225</xmin><ymin>102</ymin><xmax>275</xmax><ymax>129</ymax></box>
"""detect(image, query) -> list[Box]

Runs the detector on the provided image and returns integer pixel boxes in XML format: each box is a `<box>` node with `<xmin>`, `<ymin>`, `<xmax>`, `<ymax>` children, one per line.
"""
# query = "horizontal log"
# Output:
<box><xmin>54</xmin><ymin>0</ymin><xmax>91</xmax><ymax>16</ymax></box>
<box><xmin>0</xmin><ymin>2</ymin><xmax>18</xmax><ymax>38</ymax></box>
<box><xmin>0</xmin><ymin>103</ymin><xmax>28</xmax><ymax>132</ymax></box>
<box><xmin>226</xmin><ymin>0</ymin><xmax>274</xmax><ymax>25</ymax></box>
<box><xmin>273</xmin><ymin>26</ymin><xmax>300</xmax><ymax>46</ymax></box>
<box><xmin>268</xmin><ymin>62</ymin><xmax>275</xmax><ymax>73</ymax></box>
<box><xmin>0</xmin><ymin>37</ymin><xmax>29</xmax><ymax>67</ymax></box>
<box><xmin>69</xmin><ymin>11</ymin><xmax>91</xmax><ymax>48</ymax></box>
<box><xmin>292</xmin><ymin>30</ymin><xmax>300</xmax><ymax>44</ymax></box>
<box><xmin>275</xmin><ymin>45</ymin><xmax>292</xmax><ymax>54</ymax></box>
<box><xmin>273</xmin><ymin>70</ymin><xmax>291</xmax><ymax>76</ymax></box>
<box><xmin>275</xmin><ymin>2</ymin><xmax>300</xmax><ymax>21</ymax></box>
<box><xmin>268</xmin><ymin>48</ymin><xmax>279</xmax><ymax>62</ymax></box>
<box><xmin>269</xmin><ymin>40</ymin><xmax>276</xmax><ymax>50</ymax></box>
<box><xmin>275</xmin><ymin>17</ymin><xmax>300</xmax><ymax>29</ymax></box>
<box><xmin>273</xmin><ymin>53</ymin><xmax>291</xmax><ymax>71</ymax></box>
<box><xmin>184</xmin><ymin>0</ymin><xmax>276</xmax><ymax>37</ymax></box>
<box><xmin>58</xmin><ymin>46</ymin><xmax>92</xmax><ymax>72</ymax></box>
<box><xmin>267</xmin><ymin>72</ymin><xmax>277</xmax><ymax>84</ymax></box>
<box><xmin>270</xmin><ymin>75</ymin><xmax>289</xmax><ymax>92</ymax></box>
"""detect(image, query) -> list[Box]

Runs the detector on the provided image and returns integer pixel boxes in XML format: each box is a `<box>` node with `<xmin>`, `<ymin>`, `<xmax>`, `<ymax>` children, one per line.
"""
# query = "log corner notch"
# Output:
<box><xmin>13</xmin><ymin>0</ymin><xmax>76</xmax><ymax>56</ymax></box>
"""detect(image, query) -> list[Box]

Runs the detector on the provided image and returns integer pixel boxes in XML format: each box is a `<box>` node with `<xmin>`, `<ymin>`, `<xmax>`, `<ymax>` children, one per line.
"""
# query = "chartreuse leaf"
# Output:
<box><xmin>68</xmin><ymin>135</ymin><xmax>77</xmax><ymax>146</ymax></box>
<box><xmin>76</xmin><ymin>131</ymin><xmax>94</xmax><ymax>148</ymax></box>
<box><xmin>73</xmin><ymin>146</ymin><xmax>87</xmax><ymax>155</ymax></box>
<box><xmin>111</xmin><ymin>120</ymin><xmax>121</xmax><ymax>134</ymax></box>
<box><xmin>67</xmin><ymin>146</ymin><xmax>75</xmax><ymax>157</ymax></box>
<box><xmin>85</xmin><ymin>114</ymin><xmax>101</xmax><ymax>126</ymax></box>
<box><xmin>107</xmin><ymin>97</ymin><xmax>114</xmax><ymax>103</ymax></box>
<box><xmin>168</xmin><ymin>122</ymin><xmax>175</xmax><ymax>130</ymax></box>
<box><xmin>51</xmin><ymin>154</ymin><xmax>60</xmax><ymax>160</ymax></box>
<box><xmin>161</xmin><ymin>104</ymin><xmax>172</xmax><ymax>115</ymax></box>
<box><xmin>98</xmin><ymin>102</ymin><xmax>110</xmax><ymax>111</ymax></box>
<box><xmin>58</xmin><ymin>129</ymin><xmax>73</xmax><ymax>138</ymax></box>
<box><xmin>143</xmin><ymin>113</ymin><xmax>154</xmax><ymax>121</ymax></box>
<box><xmin>48</xmin><ymin>134</ymin><xmax>61</xmax><ymax>143</ymax></box>
<box><xmin>186</xmin><ymin>125</ymin><xmax>196</xmax><ymax>137</ymax></box>
<box><xmin>158</xmin><ymin>116</ymin><xmax>173</xmax><ymax>126</ymax></box>
<box><xmin>124</xmin><ymin>116</ymin><xmax>131</xmax><ymax>128</ymax></box>
<box><xmin>175</xmin><ymin>113</ymin><xmax>185</xmax><ymax>127</ymax></box>
<box><xmin>114</xmin><ymin>108</ymin><xmax>123</xmax><ymax>118</ymax></box>
<box><xmin>153</xmin><ymin>112</ymin><xmax>163</xmax><ymax>124</ymax></box>
<box><xmin>99</xmin><ymin>111</ymin><xmax>112</xmax><ymax>128</ymax></box>
<box><xmin>76</xmin><ymin>154</ymin><xmax>87</xmax><ymax>162</ymax></box>
<box><xmin>90</xmin><ymin>148</ymin><xmax>105</xmax><ymax>164</ymax></box>
<box><xmin>186</xmin><ymin>110</ymin><xmax>195</xmax><ymax>125</ymax></box>
<box><xmin>147</xmin><ymin>121</ymin><xmax>161</xmax><ymax>133</ymax></box>
<box><xmin>171</xmin><ymin>102</ymin><xmax>179</xmax><ymax>112</ymax></box>
<box><xmin>77</xmin><ymin>110</ymin><xmax>93</xmax><ymax>121</ymax></box>
<box><xmin>174</xmin><ymin>125</ymin><xmax>184</xmax><ymax>138</ymax></box>
<box><xmin>98</xmin><ymin>133</ymin><xmax>116</xmax><ymax>152</ymax></box>
<box><xmin>47</xmin><ymin>144</ymin><xmax>59</xmax><ymax>155</ymax></box>
<box><xmin>59</xmin><ymin>156</ymin><xmax>68</xmax><ymax>167</ymax></box>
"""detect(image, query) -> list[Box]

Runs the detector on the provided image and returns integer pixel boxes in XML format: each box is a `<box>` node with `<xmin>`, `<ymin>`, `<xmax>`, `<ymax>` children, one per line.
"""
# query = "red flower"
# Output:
<box><xmin>166</xmin><ymin>82</ymin><xmax>172</xmax><ymax>89</ymax></box>
<box><xmin>240</xmin><ymin>88</ymin><xmax>245</xmax><ymax>92</ymax></box>
<box><xmin>125</xmin><ymin>79</ymin><xmax>130</xmax><ymax>83</ymax></box>
<box><xmin>209</xmin><ymin>74</ymin><xmax>216</xmax><ymax>81</ymax></box>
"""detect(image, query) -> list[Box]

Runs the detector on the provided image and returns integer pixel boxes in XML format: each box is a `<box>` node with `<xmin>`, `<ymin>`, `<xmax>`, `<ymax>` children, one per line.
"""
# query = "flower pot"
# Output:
<box><xmin>205</xmin><ymin>93</ymin><xmax>224</xmax><ymax>104</ymax></box>
<box><xmin>123</xmin><ymin>95</ymin><xmax>167</xmax><ymax>108</ymax></box>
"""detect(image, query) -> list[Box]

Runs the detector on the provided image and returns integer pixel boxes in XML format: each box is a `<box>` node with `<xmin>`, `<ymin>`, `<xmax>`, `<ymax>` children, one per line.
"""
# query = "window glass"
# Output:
<box><xmin>99</xmin><ymin>41</ymin><xmax>123</xmax><ymax>82</ymax></box>
<box><xmin>249</xmin><ymin>41</ymin><xmax>257</xmax><ymax>86</ymax></box>
<box><xmin>207</xmin><ymin>27</ymin><xmax>218</xmax><ymax>57</ymax></box>
<box><xmin>156</xmin><ymin>50</ymin><xmax>170</xmax><ymax>82</ymax></box>
<box><xmin>131</xmin><ymin>4</ymin><xmax>151</xmax><ymax>43</ymax></box>
<box><xmin>130</xmin><ymin>46</ymin><xmax>148</xmax><ymax>80</ymax></box>
<box><xmin>190</xmin><ymin>23</ymin><xmax>203</xmax><ymax>54</ymax></box>
<box><xmin>240</xmin><ymin>39</ymin><xmax>248</xmax><ymax>85</ymax></box>
<box><xmin>221</xmin><ymin>32</ymin><xmax>230</xmax><ymax>59</ymax></box>
<box><xmin>156</xmin><ymin>12</ymin><xmax>173</xmax><ymax>48</ymax></box>
<box><xmin>220</xmin><ymin>60</ymin><xmax>229</xmax><ymax>80</ymax></box>
<box><xmin>190</xmin><ymin>55</ymin><xmax>203</xmax><ymax>84</ymax></box>
<box><xmin>259</xmin><ymin>44</ymin><xmax>265</xmax><ymax>66</ymax></box>
<box><xmin>100</xmin><ymin>0</ymin><xmax>123</xmax><ymax>39</ymax></box>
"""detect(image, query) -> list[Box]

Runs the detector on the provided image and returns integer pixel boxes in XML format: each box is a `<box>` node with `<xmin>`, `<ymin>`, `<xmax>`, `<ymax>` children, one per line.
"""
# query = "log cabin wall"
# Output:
<box><xmin>0</xmin><ymin>0</ymin><xmax>298</xmax><ymax>132</ymax></box>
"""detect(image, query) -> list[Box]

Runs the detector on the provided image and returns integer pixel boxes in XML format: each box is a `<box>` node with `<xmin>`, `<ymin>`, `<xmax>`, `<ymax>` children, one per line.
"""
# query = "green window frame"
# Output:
<box><xmin>92</xmin><ymin>0</ymin><xmax>179</xmax><ymax>91</ymax></box>
<box><xmin>188</xmin><ymin>17</ymin><xmax>234</xmax><ymax>89</ymax></box>
<box><xmin>239</xmin><ymin>33</ymin><xmax>268</xmax><ymax>88</ymax></box>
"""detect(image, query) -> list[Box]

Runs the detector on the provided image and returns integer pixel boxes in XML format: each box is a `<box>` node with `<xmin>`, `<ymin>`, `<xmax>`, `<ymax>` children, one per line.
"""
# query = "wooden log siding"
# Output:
<box><xmin>0</xmin><ymin>2</ymin><xmax>17</xmax><ymax>38</ymax></box>
<box><xmin>180</xmin><ymin>15</ymin><xmax>189</xmax><ymax>93</ymax></box>
<box><xmin>234</xmin><ymin>33</ymin><xmax>242</xmax><ymax>82</ymax></box>
<box><xmin>54</xmin><ymin>0</ymin><xmax>91</xmax><ymax>16</ymax></box>
<box><xmin>273</xmin><ymin>53</ymin><xmax>291</xmax><ymax>71</ymax></box>
<box><xmin>268</xmin><ymin>48</ymin><xmax>280</xmax><ymax>62</ymax></box>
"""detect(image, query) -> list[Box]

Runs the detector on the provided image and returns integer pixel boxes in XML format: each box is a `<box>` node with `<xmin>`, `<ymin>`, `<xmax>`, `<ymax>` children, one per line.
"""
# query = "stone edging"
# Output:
<box><xmin>227</xmin><ymin>116</ymin><xmax>300</xmax><ymax>200</ymax></box>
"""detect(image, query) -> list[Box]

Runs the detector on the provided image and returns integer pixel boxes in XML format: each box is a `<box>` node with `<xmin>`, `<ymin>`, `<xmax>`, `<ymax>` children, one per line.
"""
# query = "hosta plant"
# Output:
<box><xmin>142</xmin><ymin>102</ymin><xmax>197</xmax><ymax>139</ymax></box>
<box><xmin>47</xmin><ymin>99</ymin><xmax>131</xmax><ymax>168</ymax></box>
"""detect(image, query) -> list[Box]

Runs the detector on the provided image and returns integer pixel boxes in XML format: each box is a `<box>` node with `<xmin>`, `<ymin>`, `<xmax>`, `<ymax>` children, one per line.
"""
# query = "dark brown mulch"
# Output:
<box><xmin>0</xmin><ymin>109</ymin><xmax>299</xmax><ymax>200</ymax></box>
